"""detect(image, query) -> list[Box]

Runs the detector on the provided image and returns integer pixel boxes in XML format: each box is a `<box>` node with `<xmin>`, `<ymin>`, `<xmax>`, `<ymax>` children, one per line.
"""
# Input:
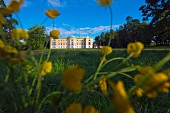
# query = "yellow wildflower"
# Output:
<box><xmin>84</xmin><ymin>105</ymin><xmax>100</xmax><ymax>113</ymax></box>
<box><xmin>127</xmin><ymin>42</ymin><xmax>144</xmax><ymax>58</ymax></box>
<box><xmin>7</xmin><ymin>1</ymin><xmax>21</xmax><ymax>13</ymax></box>
<box><xmin>65</xmin><ymin>103</ymin><xmax>99</xmax><ymax>113</ymax></box>
<box><xmin>99</xmin><ymin>76</ymin><xmax>108</xmax><ymax>95</ymax></box>
<box><xmin>0</xmin><ymin>39</ymin><xmax>5</xmax><ymax>48</ymax></box>
<box><xmin>21</xmin><ymin>41</ymin><xmax>27</xmax><ymax>45</ymax></box>
<box><xmin>40</xmin><ymin>61</ymin><xmax>52</xmax><ymax>76</ymax></box>
<box><xmin>100</xmin><ymin>46</ymin><xmax>112</xmax><ymax>55</ymax></box>
<box><xmin>11</xmin><ymin>28</ymin><xmax>29</xmax><ymax>40</ymax></box>
<box><xmin>135</xmin><ymin>88</ymin><xmax>143</xmax><ymax>97</ymax></box>
<box><xmin>0</xmin><ymin>14</ymin><xmax>6</xmax><ymax>25</ymax></box>
<box><xmin>50</xmin><ymin>30</ymin><xmax>60</xmax><ymax>39</ymax></box>
<box><xmin>134</xmin><ymin>72</ymin><xmax>169</xmax><ymax>98</ymax></box>
<box><xmin>108</xmin><ymin>80</ymin><xmax>135</xmax><ymax>113</ymax></box>
<box><xmin>97</xmin><ymin>0</ymin><xmax>113</xmax><ymax>7</ymax></box>
<box><xmin>66</xmin><ymin>103</ymin><xmax>82</xmax><ymax>113</ymax></box>
<box><xmin>45</xmin><ymin>9</ymin><xmax>60</xmax><ymax>18</ymax></box>
<box><xmin>61</xmin><ymin>65</ymin><xmax>85</xmax><ymax>91</ymax></box>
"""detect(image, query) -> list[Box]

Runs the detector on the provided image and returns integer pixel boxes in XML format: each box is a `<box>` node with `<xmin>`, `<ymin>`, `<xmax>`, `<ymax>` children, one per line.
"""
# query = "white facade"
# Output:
<box><xmin>50</xmin><ymin>36</ymin><xmax>93</xmax><ymax>49</ymax></box>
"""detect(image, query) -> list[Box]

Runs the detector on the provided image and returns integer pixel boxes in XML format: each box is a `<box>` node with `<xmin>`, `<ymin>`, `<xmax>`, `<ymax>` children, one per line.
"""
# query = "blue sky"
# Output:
<box><xmin>4</xmin><ymin>0</ymin><xmax>146</xmax><ymax>38</ymax></box>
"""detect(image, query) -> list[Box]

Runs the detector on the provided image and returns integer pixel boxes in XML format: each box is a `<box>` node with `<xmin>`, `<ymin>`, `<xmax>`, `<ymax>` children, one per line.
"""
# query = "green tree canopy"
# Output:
<box><xmin>27</xmin><ymin>25</ymin><xmax>49</xmax><ymax>50</ymax></box>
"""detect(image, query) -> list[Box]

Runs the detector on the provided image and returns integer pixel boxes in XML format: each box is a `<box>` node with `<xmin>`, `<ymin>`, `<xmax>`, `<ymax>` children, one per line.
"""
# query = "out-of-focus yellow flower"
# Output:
<box><xmin>84</xmin><ymin>105</ymin><xmax>100</xmax><ymax>113</ymax></box>
<box><xmin>0</xmin><ymin>39</ymin><xmax>5</xmax><ymax>48</ymax></box>
<box><xmin>135</xmin><ymin>88</ymin><xmax>143</xmax><ymax>97</ymax></box>
<box><xmin>7</xmin><ymin>0</ymin><xmax>22</xmax><ymax>13</ymax></box>
<box><xmin>108</xmin><ymin>80</ymin><xmax>135</xmax><ymax>113</ymax></box>
<box><xmin>11</xmin><ymin>28</ymin><xmax>29</xmax><ymax>40</ymax></box>
<box><xmin>40</xmin><ymin>61</ymin><xmax>52</xmax><ymax>76</ymax></box>
<box><xmin>61</xmin><ymin>65</ymin><xmax>85</xmax><ymax>91</ymax></box>
<box><xmin>50</xmin><ymin>30</ymin><xmax>60</xmax><ymax>39</ymax></box>
<box><xmin>66</xmin><ymin>103</ymin><xmax>82</xmax><ymax>113</ymax></box>
<box><xmin>44</xmin><ymin>9</ymin><xmax>60</xmax><ymax>18</ymax></box>
<box><xmin>138</xmin><ymin>66</ymin><xmax>155</xmax><ymax>75</ymax></box>
<box><xmin>65</xmin><ymin>103</ymin><xmax>99</xmax><ymax>113</ymax></box>
<box><xmin>100</xmin><ymin>46</ymin><xmax>112</xmax><ymax>55</ymax></box>
<box><xmin>134</xmin><ymin>72</ymin><xmax>169</xmax><ymax>98</ymax></box>
<box><xmin>5</xmin><ymin>45</ymin><xmax>18</xmax><ymax>54</ymax></box>
<box><xmin>97</xmin><ymin>0</ymin><xmax>113</xmax><ymax>7</ymax></box>
<box><xmin>99</xmin><ymin>76</ymin><xmax>108</xmax><ymax>95</ymax></box>
<box><xmin>0</xmin><ymin>45</ymin><xmax>18</xmax><ymax>58</ymax></box>
<box><xmin>100</xmin><ymin>56</ymin><xmax>107</xmax><ymax>62</ymax></box>
<box><xmin>0</xmin><ymin>14</ymin><xmax>6</xmax><ymax>25</ymax></box>
<box><xmin>21</xmin><ymin>41</ymin><xmax>27</xmax><ymax>45</ymax></box>
<box><xmin>127</xmin><ymin>42</ymin><xmax>144</xmax><ymax>58</ymax></box>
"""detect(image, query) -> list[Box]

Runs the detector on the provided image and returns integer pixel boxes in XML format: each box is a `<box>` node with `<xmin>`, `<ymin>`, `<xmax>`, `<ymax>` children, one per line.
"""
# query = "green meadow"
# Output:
<box><xmin>37</xmin><ymin>49</ymin><xmax>170</xmax><ymax>112</ymax></box>
<box><xmin>0</xmin><ymin>48</ymin><xmax>170</xmax><ymax>113</ymax></box>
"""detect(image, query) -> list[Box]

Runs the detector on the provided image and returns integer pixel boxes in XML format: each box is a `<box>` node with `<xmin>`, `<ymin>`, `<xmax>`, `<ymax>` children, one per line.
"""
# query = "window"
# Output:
<box><xmin>52</xmin><ymin>40</ymin><xmax>56</xmax><ymax>46</ymax></box>
<box><xmin>88</xmin><ymin>42</ymin><xmax>91</xmax><ymax>45</ymax></box>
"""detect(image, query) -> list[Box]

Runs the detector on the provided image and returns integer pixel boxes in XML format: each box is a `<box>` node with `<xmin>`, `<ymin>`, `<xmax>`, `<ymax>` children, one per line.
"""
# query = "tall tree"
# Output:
<box><xmin>0</xmin><ymin>0</ymin><xmax>18</xmax><ymax>44</ymax></box>
<box><xmin>27</xmin><ymin>25</ymin><xmax>49</xmax><ymax>50</ymax></box>
<box><xmin>139</xmin><ymin>0</ymin><xmax>170</xmax><ymax>45</ymax></box>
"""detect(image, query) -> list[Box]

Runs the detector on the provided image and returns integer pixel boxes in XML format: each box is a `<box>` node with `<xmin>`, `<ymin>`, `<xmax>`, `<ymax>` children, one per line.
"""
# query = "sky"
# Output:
<box><xmin>4</xmin><ymin>0</ymin><xmax>146</xmax><ymax>39</ymax></box>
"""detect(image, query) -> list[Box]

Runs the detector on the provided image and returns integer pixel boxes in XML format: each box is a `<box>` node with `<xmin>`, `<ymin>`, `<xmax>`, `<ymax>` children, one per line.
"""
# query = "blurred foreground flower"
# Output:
<box><xmin>11</xmin><ymin>28</ymin><xmax>29</xmax><ymax>40</ymax></box>
<box><xmin>65</xmin><ymin>103</ymin><xmax>99</xmax><ymax>113</ymax></box>
<box><xmin>134</xmin><ymin>66</ymin><xmax>170</xmax><ymax>98</ymax></box>
<box><xmin>44</xmin><ymin>9</ymin><xmax>60</xmax><ymax>19</ymax></box>
<box><xmin>100</xmin><ymin>46</ymin><xmax>112</xmax><ymax>55</ymax></box>
<box><xmin>61</xmin><ymin>65</ymin><xmax>85</xmax><ymax>91</ymax></box>
<box><xmin>7</xmin><ymin>0</ymin><xmax>24</xmax><ymax>13</ymax></box>
<box><xmin>108</xmin><ymin>80</ymin><xmax>135</xmax><ymax>113</ymax></box>
<box><xmin>97</xmin><ymin>0</ymin><xmax>113</xmax><ymax>7</ymax></box>
<box><xmin>99</xmin><ymin>76</ymin><xmax>108</xmax><ymax>95</ymax></box>
<box><xmin>127</xmin><ymin>42</ymin><xmax>144</xmax><ymax>58</ymax></box>
<box><xmin>50</xmin><ymin>30</ymin><xmax>60</xmax><ymax>39</ymax></box>
<box><xmin>40</xmin><ymin>61</ymin><xmax>52</xmax><ymax>76</ymax></box>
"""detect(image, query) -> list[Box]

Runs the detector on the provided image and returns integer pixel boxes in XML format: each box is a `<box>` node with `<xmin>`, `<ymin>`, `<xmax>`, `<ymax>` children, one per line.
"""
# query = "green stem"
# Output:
<box><xmin>154</xmin><ymin>52</ymin><xmax>170</xmax><ymax>71</ymax></box>
<box><xmin>93</xmin><ymin>54</ymin><xmax>106</xmax><ymax>80</ymax></box>
<box><xmin>100</xmin><ymin>57</ymin><xmax>125</xmax><ymax>69</ymax></box>
<box><xmin>37</xmin><ymin>91</ymin><xmax>62</xmax><ymax>112</ymax></box>
<box><xmin>112</xmin><ymin>53</ymin><xmax>134</xmax><ymax>71</ymax></box>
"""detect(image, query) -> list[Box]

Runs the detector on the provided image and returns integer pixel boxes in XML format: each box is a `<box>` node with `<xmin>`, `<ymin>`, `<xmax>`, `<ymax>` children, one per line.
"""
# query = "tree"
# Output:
<box><xmin>0</xmin><ymin>0</ymin><xmax>18</xmax><ymax>44</ymax></box>
<box><xmin>27</xmin><ymin>25</ymin><xmax>49</xmax><ymax>50</ymax></box>
<box><xmin>139</xmin><ymin>0</ymin><xmax>170</xmax><ymax>46</ymax></box>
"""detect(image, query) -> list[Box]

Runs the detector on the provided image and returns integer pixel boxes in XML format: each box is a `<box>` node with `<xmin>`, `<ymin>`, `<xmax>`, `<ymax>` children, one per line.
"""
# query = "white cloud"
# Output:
<box><xmin>47</xmin><ymin>0</ymin><xmax>66</xmax><ymax>7</ymax></box>
<box><xmin>46</xmin><ymin>24</ymin><xmax>120</xmax><ymax>37</ymax></box>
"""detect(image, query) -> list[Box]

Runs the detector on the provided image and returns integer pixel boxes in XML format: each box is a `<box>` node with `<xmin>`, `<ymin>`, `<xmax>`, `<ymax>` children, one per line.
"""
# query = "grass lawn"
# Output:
<box><xmin>38</xmin><ymin>49</ymin><xmax>170</xmax><ymax>113</ymax></box>
<box><xmin>0</xmin><ymin>48</ymin><xmax>170</xmax><ymax>113</ymax></box>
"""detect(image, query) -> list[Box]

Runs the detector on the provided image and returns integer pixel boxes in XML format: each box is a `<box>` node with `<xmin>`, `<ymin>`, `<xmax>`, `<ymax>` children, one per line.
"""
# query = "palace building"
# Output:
<box><xmin>50</xmin><ymin>35</ymin><xmax>93</xmax><ymax>49</ymax></box>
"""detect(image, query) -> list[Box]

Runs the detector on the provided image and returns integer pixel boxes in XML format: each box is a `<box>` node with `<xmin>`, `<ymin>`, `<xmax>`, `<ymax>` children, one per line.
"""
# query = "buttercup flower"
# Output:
<box><xmin>97</xmin><ymin>0</ymin><xmax>113</xmax><ymax>7</ymax></box>
<box><xmin>100</xmin><ymin>46</ymin><xmax>112</xmax><ymax>55</ymax></box>
<box><xmin>11</xmin><ymin>28</ymin><xmax>29</xmax><ymax>40</ymax></box>
<box><xmin>99</xmin><ymin>76</ymin><xmax>108</xmax><ymax>95</ymax></box>
<box><xmin>50</xmin><ymin>30</ymin><xmax>60</xmax><ymax>39</ymax></box>
<box><xmin>61</xmin><ymin>65</ymin><xmax>85</xmax><ymax>91</ymax></box>
<box><xmin>45</xmin><ymin>9</ymin><xmax>60</xmax><ymax>18</ymax></box>
<box><xmin>7</xmin><ymin>0</ymin><xmax>24</xmax><ymax>13</ymax></box>
<box><xmin>65</xmin><ymin>103</ymin><xmax>99</xmax><ymax>113</ymax></box>
<box><xmin>66</xmin><ymin>103</ymin><xmax>82</xmax><ymax>113</ymax></box>
<box><xmin>40</xmin><ymin>61</ymin><xmax>52</xmax><ymax>76</ymax></box>
<box><xmin>0</xmin><ymin>14</ymin><xmax>6</xmax><ymax>25</ymax></box>
<box><xmin>134</xmin><ymin>71</ymin><xmax>169</xmax><ymax>98</ymax></box>
<box><xmin>108</xmin><ymin>80</ymin><xmax>135</xmax><ymax>113</ymax></box>
<box><xmin>0</xmin><ymin>39</ymin><xmax>5</xmax><ymax>48</ymax></box>
<box><xmin>127</xmin><ymin>41</ymin><xmax>144</xmax><ymax>58</ymax></box>
<box><xmin>84</xmin><ymin>105</ymin><xmax>100</xmax><ymax>113</ymax></box>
